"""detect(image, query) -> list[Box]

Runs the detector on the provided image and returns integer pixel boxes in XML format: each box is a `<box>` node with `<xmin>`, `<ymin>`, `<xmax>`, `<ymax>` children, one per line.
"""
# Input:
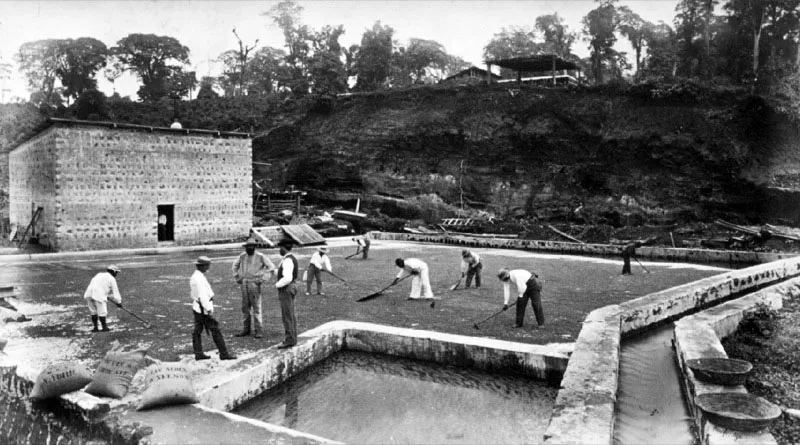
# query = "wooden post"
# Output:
<box><xmin>552</xmin><ymin>55</ymin><xmax>557</xmax><ymax>85</ymax></box>
<box><xmin>486</xmin><ymin>63</ymin><xmax>492</xmax><ymax>84</ymax></box>
<box><xmin>517</xmin><ymin>70</ymin><xmax>522</xmax><ymax>86</ymax></box>
<box><xmin>295</xmin><ymin>193</ymin><xmax>300</xmax><ymax>213</ymax></box>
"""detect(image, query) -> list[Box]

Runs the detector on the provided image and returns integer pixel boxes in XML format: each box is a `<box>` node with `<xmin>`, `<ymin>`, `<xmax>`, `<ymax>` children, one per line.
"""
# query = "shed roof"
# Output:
<box><xmin>443</xmin><ymin>66</ymin><xmax>503</xmax><ymax>82</ymax></box>
<box><xmin>8</xmin><ymin>118</ymin><xmax>250</xmax><ymax>153</ymax></box>
<box><xmin>486</xmin><ymin>54</ymin><xmax>580</xmax><ymax>72</ymax></box>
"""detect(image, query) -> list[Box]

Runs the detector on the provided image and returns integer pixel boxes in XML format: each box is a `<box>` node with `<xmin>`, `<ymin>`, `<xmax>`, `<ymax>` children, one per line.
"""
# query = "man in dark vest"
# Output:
<box><xmin>275</xmin><ymin>240</ymin><xmax>299</xmax><ymax>349</ymax></box>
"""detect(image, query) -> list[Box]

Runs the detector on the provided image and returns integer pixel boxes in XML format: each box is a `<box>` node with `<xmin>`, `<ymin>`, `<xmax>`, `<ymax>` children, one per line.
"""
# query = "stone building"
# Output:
<box><xmin>8</xmin><ymin>118</ymin><xmax>252</xmax><ymax>251</ymax></box>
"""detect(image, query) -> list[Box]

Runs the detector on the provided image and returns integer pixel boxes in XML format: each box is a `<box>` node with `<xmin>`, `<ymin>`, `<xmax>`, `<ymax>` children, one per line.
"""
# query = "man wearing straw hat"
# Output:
<box><xmin>232</xmin><ymin>238</ymin><xmax>275</xmax><ymax>339</ymax></box>
<box><xmin>460</xmin><ymin>249</ymin><xmax>482</xmax><ymax>288</ymax></box>
<box><xmin>83</xmin><ymin>265</ymin><xmax>123</xmax><ymax>332</ymax></box>
<box><xmin>497</xmin><ymin>268</ymin><xmax>545</xmax><ymax>329</ymax></box>
<box><xmin>306</xmin><ymin>246</ymin><xmax>333</xmax><ymax>296</ymax></box>
<box><xmin>191</xmin><ymin>256</ymin><xmax>236</xmax><ymax>361</ymax></box>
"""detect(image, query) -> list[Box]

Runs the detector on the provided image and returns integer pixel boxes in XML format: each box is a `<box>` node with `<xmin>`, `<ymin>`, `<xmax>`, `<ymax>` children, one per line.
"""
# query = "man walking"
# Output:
<box><xmin>232</xmin><ymin>238</ymin><xmax>275</xmax><ymax>338</ymax></box>
<box><xmin>306</xmin><ymin>246</ymin><xmax>333</xmax><ymax>296</ymax></box>
<box><xmin>275</xmin><ymin>241</ymin><xmax>300</xmax><ymax>349</ymax></box>
<box><xmin>191</xmin><ymin>256</ymin><xmax>236</xmax><ymax>361</ymax></box>
<box><xmin>84</xmin><ymin>265</ymin><xmax>123</xmax><ymax>332</ymax></box>
<box><xmin>393</xmin><ymin>258</ymin><xmax>435</xmax><ymax>300</ymax></box>
<box><xmin>497</xmin><ymin>268</ymin><xmax>545</xmax><ymax>329</ymax></box>
<box><xmin>460</xmin><ymin>249</ymin><xmax>483</xmax><ymax>288</ymax></box>
<box><xmin>352</xmin><ymin>235</ymin><xmax>370</xmax><ymax>259</ymax></box>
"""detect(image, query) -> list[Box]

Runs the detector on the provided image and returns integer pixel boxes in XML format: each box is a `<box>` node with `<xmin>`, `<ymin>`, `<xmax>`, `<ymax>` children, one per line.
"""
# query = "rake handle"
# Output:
<box><xmin>473</xmin><ymin>301</ymin><xmax>518</xmax><ymax>329</ymax></box>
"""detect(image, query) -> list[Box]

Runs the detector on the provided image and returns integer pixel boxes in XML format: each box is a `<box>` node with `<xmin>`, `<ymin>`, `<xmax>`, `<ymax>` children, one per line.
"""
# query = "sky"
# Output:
<box><xmin>0</xmin><ymin>0</ymin><xmax>682</xmax><ymax>102</ymax></box>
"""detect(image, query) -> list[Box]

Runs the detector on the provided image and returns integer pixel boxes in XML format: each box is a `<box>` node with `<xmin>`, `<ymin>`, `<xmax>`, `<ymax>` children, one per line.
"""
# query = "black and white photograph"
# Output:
<box><xmin>0</xmin><ymin>0</ymin><xmax>799</xmax><ymax>443</ymax></box>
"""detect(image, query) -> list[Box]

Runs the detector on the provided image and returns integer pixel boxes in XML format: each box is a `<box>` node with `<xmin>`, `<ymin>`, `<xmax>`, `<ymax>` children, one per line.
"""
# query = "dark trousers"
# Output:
<box><xmin>516</xmin><ymin>277</ymin><xmax>545</xmax><ymax>327</ymax></box>
<box><xmin>465</xmin><ymin>263</ymin><xmax>482</xmax><ymax>287</ymax></box>
<box><xmin>306</xmin><ymin>264</ymin><xmax>323</xmax><ymax>293</ymax></box>
<box><xmin>622</xmin><ymin>255</ymin><xmax>632</xmax><ymax>274</ymax></box>
<box><xmin>278</xmin><ymin>283</ymin><xmax>298</xmax><ymax>345</ymax></box>
<box><xmin>362</xmin><ymin>240</ymin><xmax>370</xmax><ymax>259</ymax></box>
<box><xmin>192</xmin><ymin>311</ymin><xmax>230</xmax><ymax>356</ymax></box>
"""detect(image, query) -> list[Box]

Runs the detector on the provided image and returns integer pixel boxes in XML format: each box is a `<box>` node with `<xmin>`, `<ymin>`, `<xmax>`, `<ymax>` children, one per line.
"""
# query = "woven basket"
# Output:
<box><xmin>696</xmin><ymin>392</ymin><xmax>782</xmax><ymax>432</ymax></box>
<box><xmin>686</xmin><ymin>357</ymin><xmax>752</xmax><ymax>386</ymax></box>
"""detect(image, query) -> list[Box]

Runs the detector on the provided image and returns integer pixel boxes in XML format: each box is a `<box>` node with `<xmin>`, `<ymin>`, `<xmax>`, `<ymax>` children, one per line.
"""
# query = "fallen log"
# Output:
<box><xmin>714</xmin><ymin>219</ymin><xmax>761</xmax><ymax>236</ymax></box>
<box><xmin>547</xmin><ymin>225</ymin><xmax>584</xmax><ymax>244</ymax></box>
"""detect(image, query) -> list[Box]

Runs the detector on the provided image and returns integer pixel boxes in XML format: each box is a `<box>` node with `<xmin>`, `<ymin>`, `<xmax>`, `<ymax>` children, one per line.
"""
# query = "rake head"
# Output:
<box><xmin>473</xmin><ymin>323</ymin><xmax>481</xmax><ymax>330</ymax></box>
<box><xmin>430</xmin><ymin>301</ymin><xmax>435</xmax><ymax>308</ymax></box>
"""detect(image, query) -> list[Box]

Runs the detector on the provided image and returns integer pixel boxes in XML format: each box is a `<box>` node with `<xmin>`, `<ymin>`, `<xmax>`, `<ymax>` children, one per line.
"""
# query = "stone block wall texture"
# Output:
<box><xmin>8</xmin><ymin>128</ymin><xmax>58</xmax><ymax>246</ymax></box>
<box><xmin>10</xmin><ymin>124</ymin><xmax>252</xmax><ymax>251</ymax></box>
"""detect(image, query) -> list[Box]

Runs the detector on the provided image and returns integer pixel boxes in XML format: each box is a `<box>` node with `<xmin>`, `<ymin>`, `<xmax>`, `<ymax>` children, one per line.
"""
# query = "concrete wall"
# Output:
<box><xmin>370</xmin><ymin>232</ymin><xmax>796</xmax><ymax>264</ymax></box>
<box><xmin>672</xmin><ymin>278</ymin><xmax>800</xmax><ymax>445</ymax></box>
<box><xmin>10</xmin><ymin>124</ymin><xmax>252</xmax><ymax>251</ymax></box>
<box><xmin>8</xmin><ymin>127</ymin><xmax>58</xmax><ymax>247</ymax></box>
<box><xmin>543</xmin><ymin>255</ymin><xmax>800</xmax><ymax>444</ymax></box>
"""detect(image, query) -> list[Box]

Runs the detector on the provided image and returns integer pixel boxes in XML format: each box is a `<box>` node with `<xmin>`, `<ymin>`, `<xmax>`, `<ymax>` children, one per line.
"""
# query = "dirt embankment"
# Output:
<box><xmin>254</xmin><ymin>84</ymin><xmax>800</xmax><ymax>233</ymax></box>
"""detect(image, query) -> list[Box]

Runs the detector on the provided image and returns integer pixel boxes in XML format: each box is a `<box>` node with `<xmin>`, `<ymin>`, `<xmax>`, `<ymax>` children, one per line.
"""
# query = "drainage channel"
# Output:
<box><xmin>613</xmin><ymin>323</ymin><xmax>695</xmax><ymax>445</ymax></box>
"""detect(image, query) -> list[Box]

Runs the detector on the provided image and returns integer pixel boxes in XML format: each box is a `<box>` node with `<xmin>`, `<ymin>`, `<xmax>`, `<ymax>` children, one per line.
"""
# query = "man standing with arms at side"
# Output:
<box><xmin>275</xmin><ymin>241</ymin><xmax>300</xmax><ymax>349</ymax></box>
<box><xmin>84</xmin><ymin>265</ymin><xmax>123</xmax><ymax>332</ymax></box>
<box><xmin>497</xmin><ymin>268</ymin><xmax>545</xmax><ymax>329</ymax></box>
<box><xmin>460</xmin><ymin>249</ymin><xmax>483</xmax><ymax>288</ymax></box>
<box><xmin>233</xmin><ymin>238</ymin><xmax>275</xmax><ymax>339</ymax></box>
<box><xmin>191</xmin><ymin>256</ymin><xmax>236</xmax><ymax>361</ymax></box>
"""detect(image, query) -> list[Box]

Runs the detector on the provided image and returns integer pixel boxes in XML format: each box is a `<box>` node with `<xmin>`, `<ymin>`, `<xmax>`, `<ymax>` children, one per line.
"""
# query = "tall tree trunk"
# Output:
<box><xmin>703</xmin><ymin>0</ymin><xmax>712</xmax><ymax>78</ymax></box>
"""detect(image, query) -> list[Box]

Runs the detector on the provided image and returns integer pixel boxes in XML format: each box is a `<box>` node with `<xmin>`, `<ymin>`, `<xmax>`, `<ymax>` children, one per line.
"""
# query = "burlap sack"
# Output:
<box><xmin>30</xmin><ymin>362</ymin><xmax>93</xmax><ymax>400</ymax></box>
<box><xmin>136</xmin><ymin>363</ymin><xmax>199</xmax><ymax>410</ymax></box>
<box><xmin>85</xmin><ymin>349</ymin><xmax>147</xmax><ymax>398</ymax></box>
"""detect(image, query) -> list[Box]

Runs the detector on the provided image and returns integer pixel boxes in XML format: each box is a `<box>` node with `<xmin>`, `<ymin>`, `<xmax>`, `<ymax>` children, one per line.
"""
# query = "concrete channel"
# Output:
<box><xmin>0</xmin><ymin>233</ymin><xmax>797</xmax><ymax>444</ymax></box>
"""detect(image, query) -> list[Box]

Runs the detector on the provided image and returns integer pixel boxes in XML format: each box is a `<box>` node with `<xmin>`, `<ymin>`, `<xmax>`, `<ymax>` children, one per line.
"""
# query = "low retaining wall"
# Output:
<box><xmin>370</xmin><ymin>232</ymin><xmax>795</xmax><ymax>264</ymax></box>
<box><xmin>673</xmin><ymin>278</ymin><xmax>800</xmax><ymax>445</ymax></box>
<box><xmin>543</xmin><ymin>255</ymin><xmax>800</xmax><ymax>444</ymax></box>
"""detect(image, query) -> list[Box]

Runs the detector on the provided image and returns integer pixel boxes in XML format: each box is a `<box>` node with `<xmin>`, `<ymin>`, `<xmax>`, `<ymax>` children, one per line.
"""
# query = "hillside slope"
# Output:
<box><xmin>254</xmin><ymin>84</ymin><xmax>800</xmax><ymax>226</ymax></box>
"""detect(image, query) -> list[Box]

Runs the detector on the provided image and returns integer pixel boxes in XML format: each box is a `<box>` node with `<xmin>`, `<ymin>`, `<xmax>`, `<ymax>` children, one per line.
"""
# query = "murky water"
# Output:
<box><xmin>233</xmin><ymin>350</ymin><xmax>558</xmax><ymax>444</ymax></box>
<box><xmin>613</xmin><ymin>324</ymin><xmax>695</xmax><ymax>445</ymax></box>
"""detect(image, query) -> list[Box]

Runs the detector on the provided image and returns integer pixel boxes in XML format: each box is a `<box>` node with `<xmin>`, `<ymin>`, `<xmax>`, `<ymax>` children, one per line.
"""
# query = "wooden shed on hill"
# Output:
<box><xmin>486</xmin><ymin>54</ymin><xmax>582</xmax><ymax>86</ymax></box>
<box><xmin>440</xmin><ymin>66</ymin><xmax>503</xmax><ymax>85</ymax></box>
<box><xmin>8</xmin><ymin>118</ymin><xmax>252</xmax><ymax>251</ymax></box>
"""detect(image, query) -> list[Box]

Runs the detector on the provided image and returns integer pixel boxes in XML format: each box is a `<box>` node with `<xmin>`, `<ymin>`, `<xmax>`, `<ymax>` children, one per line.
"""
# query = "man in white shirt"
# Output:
<box><xmin>497</xmin><ymin>268</ymin><xmax>545</xmax><ymax>329</ymax></box>
<box><xmin>191</xmin><ymin>256</ymin><xmax>236</xmax><ymax>361</ymax></box>
<box><xmin>275</xmin><ymin>242</ymin><xmax>299</xmax><ymax>349</ymax></box>
<box><xmin>232</xmin><ymin>238</ymin><xmax>275</xmax><ymax>338</ymax></box>
<box><xmin>393</xmin><ymin>258</ymin><xmax>435</xmax><ymax>300</ymax></box>
<box><xmin>84</xmin><ymin>265</ymin><xmax>123</xmax><ymax>332</ymax></box>
<box><xmin>460</xmin><ymin>249</ymin><xmax>483</xmax><ymax>288</ymax></box>
<box><xmin>306</xmin><ymin>246</ymin><xmax>332</xmax><ymax>296</ymax></box>
<box><xmin>352</xmin><ymin>235</ymin><xmax>370</xmax><ymax>259</ymax></box>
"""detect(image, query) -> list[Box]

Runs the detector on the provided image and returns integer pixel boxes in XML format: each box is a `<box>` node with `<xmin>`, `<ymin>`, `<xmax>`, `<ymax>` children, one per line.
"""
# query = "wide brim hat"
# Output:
<box><xmin>243</xmin><ymin>239</ymin><xmax>259</xmax><ymax>247</ymax></box>
<box><xmin>194</xmin><ymin>256</ymin><xmax>212</xmax><ymax>265</ymax></box>
<box><xmin>497</xmin><ymin>268</ymin><xmax>510</xmax><ymax>280</ymax></box>
<box><xmin>318</xmin><ymin>246</ymin><xmax>329</xmax><ymax>253</ymax></box>
<box><xmin>107</xmin><ymin>265</ymin><xmax>121</xmax><ymax>273</ymax></box>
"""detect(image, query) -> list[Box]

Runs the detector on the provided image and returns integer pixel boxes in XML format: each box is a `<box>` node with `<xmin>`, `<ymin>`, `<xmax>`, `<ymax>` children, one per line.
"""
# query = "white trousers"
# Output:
<box><xmin>408</xmin><ymin>266</ymin><xmax>434</xmax><ymax>299</ymax></box>
<box><xmin>85</xmin><ymin>297</ymin><xmax>108</xmax><ymax>317</ymax></box>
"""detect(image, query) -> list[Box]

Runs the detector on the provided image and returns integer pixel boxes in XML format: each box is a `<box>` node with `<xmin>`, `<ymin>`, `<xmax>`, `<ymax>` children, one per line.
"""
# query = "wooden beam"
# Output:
<box><xmin>547</xmin><ymin>225</ymin><xmax>585</xmax><ymax>244</ymax></box>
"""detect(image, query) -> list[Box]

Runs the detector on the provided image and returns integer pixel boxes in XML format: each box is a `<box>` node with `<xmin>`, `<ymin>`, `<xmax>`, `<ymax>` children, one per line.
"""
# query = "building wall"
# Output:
<box><xmin>19</xmin><ymin>125</ymin><xmax>251</xmax><ymax>251</ymax></box>
<box><xmin>8</xmin><ymin>127</ymin><xmax>58</xmax><ymax>247</ymax></box>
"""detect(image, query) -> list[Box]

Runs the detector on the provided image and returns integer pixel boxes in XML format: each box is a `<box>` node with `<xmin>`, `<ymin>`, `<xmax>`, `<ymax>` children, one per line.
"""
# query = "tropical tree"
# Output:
<box><xmin>16</xmin><ymin>39</ymin><xmax>63</xmax><ymax>107</ymax></box>
<box><xmin>675</xmin><ymin>0</ymin><xmax>703</xmax><ymax>76</ymax></box>
<box><xmin>263</xmin><ymin>0</ymin><xmax>312</xmax><ymax>95</ymax></box>
<box><xmin>582</xmin><ymin>0</ymin><xmax>621</xmax><ymax>83</ymax></box>
<box><xmin>642</xmin><ymin>21</ymin><xmax>680</xmax><ymax>78</ymax></box>
<box><xmin>112</xmin><ymin>33</ymin><xmax>191</xmax><ymax>101</ymax></box>
<box><xmin>353</xmin><ymin>21</ymin><xmax>395</xmax><ymax>91</ymax></box>
<box><xmin>307</xmin><ymin>25</ymin><xmax>348</xmax><ymax>95</ymax></box>
<box><xmin>617</xmin><ymin>7</ymin><xmax>650</xmax><ymax>79</ymax></box>
<box><xmin>196</xmin><ymin>76</ymin><xmax>219</xmax><ymax>99</ymax></box>
<box><xmin>246</xmin><ymin>46</ymin><xmax>288</xmax><ymax>95</ymax></box>
<box><xmin>56</xmin><ymin>37</ymin><xmax>108</xmax><ymax>101</ymax></box>
<box><xmin>535</xmin><ymin>13</ymin><xmax>577</xmax><ymax>57</ymax></box>
<box><xmin>394</xmin><ymin>38</ymin><xmax>450</xmax><ymax>84</ymax></box>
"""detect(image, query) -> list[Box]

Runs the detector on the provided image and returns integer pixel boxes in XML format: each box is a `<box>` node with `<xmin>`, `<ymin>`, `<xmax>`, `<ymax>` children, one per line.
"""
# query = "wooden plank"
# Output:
<box><xmin>714</xmin><ymin>219</ymin><xmax>760</xmax><ymax>236</ymax></box>
<box><xmin>547</xmin><ymin>225</ymin><xmax>585</xmax><ymax>244</ymax></box>
<box><xmin>280</xmin><ymin>224</ymin><xmax>326</xmax><ymax>246</ymax></box>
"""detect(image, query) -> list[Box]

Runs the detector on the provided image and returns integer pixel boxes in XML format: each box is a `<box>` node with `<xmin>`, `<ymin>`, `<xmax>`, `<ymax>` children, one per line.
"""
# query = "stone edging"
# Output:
<box><xmin>672</xmin><ymin>278</ymin><xmax>800</xmax><ymax>445</ymax></box>
<box><xmin>369</xmin><ymin>231</ymin><xmax>794</xmax><ymax>264</ymax></box>
<box><xmin>543</xmin><ymin>255</ymin><xmax>800</xmax><ymax>444</ymax></box>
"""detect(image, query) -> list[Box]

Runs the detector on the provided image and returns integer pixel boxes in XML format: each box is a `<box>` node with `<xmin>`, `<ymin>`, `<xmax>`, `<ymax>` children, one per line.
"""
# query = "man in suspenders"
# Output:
<box><xmin>275</xmin><ymin>241</ymin><xmax>300</xmax><ymax>349</ymax></box>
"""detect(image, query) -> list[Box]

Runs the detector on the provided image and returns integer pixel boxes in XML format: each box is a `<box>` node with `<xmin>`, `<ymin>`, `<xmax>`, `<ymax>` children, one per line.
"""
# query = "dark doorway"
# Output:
<box><xmin>157</xmin><ymin>205</ymin><xmax>174</xmax><ymax>242</ymax></box>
